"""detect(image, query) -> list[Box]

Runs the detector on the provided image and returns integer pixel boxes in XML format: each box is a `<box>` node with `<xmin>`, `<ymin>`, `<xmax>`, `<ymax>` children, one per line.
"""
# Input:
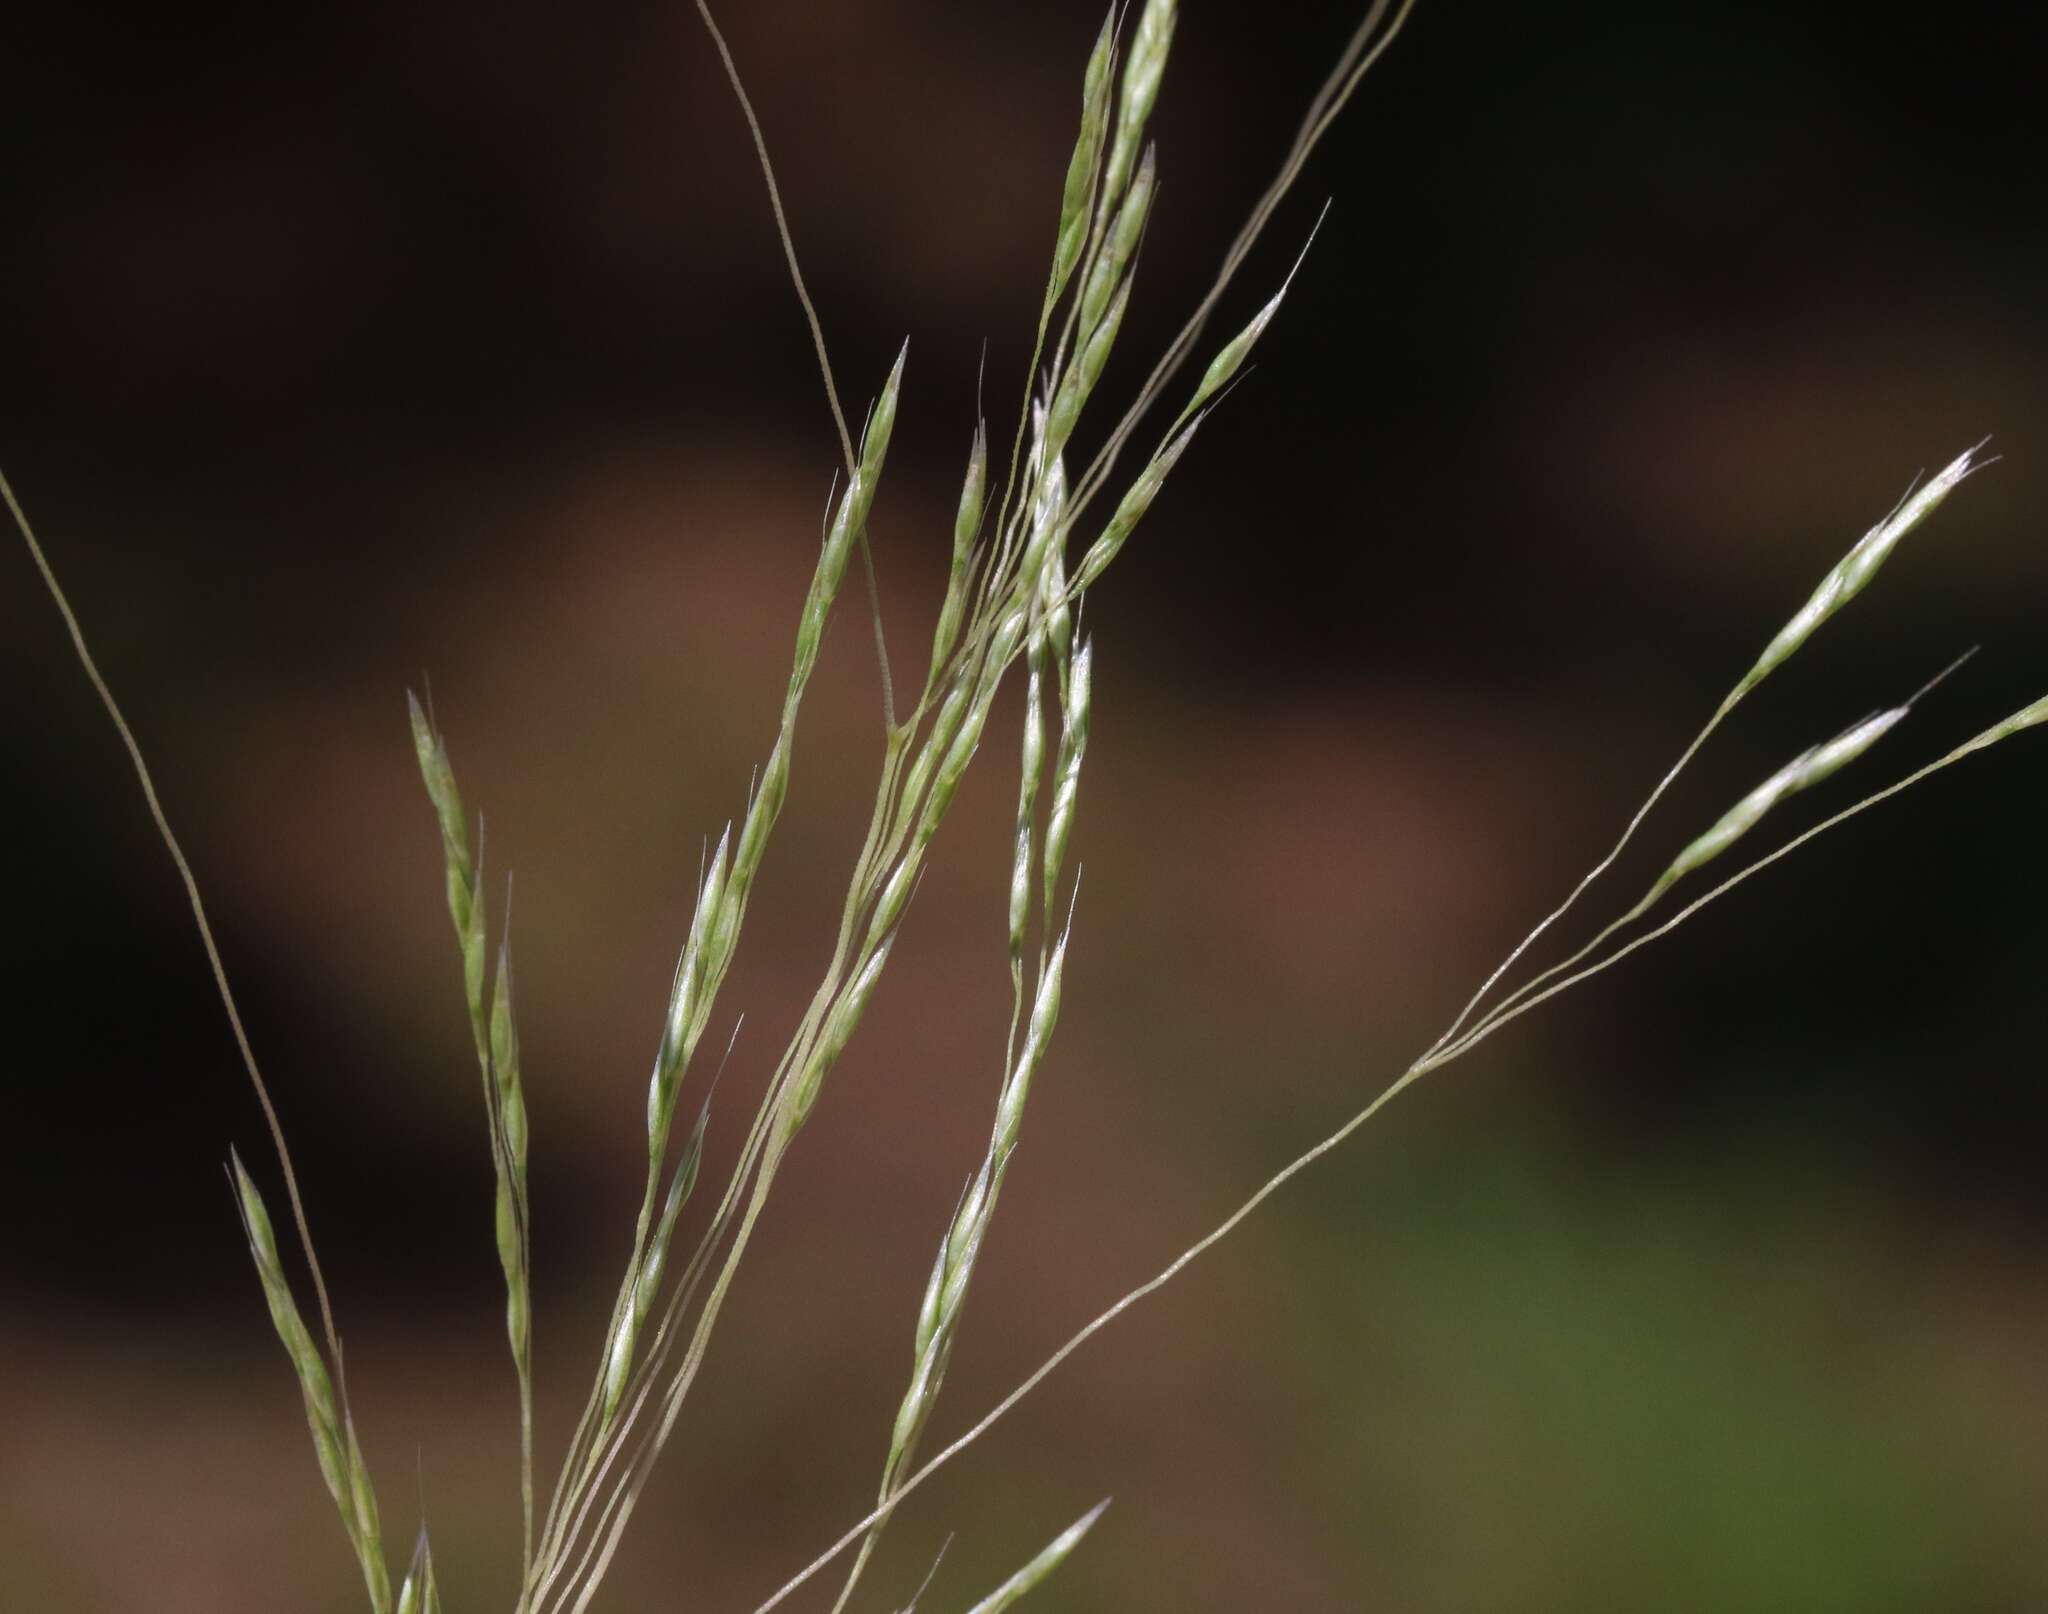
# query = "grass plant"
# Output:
<box><xmin>6</xmin><ymin>1</ymin><xmax>2040</xmax><ymax>1609</ymax></box>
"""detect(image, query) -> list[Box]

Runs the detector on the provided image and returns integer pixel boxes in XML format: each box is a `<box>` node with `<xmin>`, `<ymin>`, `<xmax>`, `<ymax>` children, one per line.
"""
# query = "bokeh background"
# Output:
<box><xmin>4</xmin><ymin>1</ymin><xmax>2045</xmax><ymax>1609</ymax></box>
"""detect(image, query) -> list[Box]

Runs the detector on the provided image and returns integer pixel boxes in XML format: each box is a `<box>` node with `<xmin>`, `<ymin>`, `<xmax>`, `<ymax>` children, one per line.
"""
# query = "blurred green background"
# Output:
<box><xmin>3</xmin><ymin>1</ymin><xmax>2045</xmax><ymax>1609</ymax></box>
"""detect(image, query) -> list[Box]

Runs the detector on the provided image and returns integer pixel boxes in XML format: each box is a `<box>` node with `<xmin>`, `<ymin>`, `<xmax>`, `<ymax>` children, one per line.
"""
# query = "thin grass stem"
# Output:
<box><xmin>4</xmin><ymin>471</ymin><xmax>353</xmax><ymax>1386</ymax></box>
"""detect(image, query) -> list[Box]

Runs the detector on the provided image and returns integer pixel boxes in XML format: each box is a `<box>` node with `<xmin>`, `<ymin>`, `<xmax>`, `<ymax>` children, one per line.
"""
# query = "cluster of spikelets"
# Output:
<box><xmin>11</xmin><ymin>0</ymin><xmax>2048</xmax><ymax>1610</ymax></box>
<box><xmin>218</xmin><ymin>2</ymin><xmax>1326</xmax><ymax>1608</ymax></box>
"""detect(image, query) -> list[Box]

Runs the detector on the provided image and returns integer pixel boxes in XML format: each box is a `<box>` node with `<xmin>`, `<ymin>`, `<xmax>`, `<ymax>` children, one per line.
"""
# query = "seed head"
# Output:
<box><xmin>1742</xmin><ymin>445</ymin><xmax>1985</xmax><ymax>694</ymax></box>
<box><xmin>1050</xmin><ymin>11</ymin><xmax>1118</xmax><ymax>302</ymax></box>
<box><xmin>1663</xmin><ymin>706</ymin><xmax>1908</xmax><ymax>888</ymax></box>
<box><xmin>962</xmin><ymin>1500</ymin><xmax>1112</xmax><ymax>1614</ymax></box>
<box><xmin>1072</xmin><ymin>415</ymin><xmax>1202</xmax><ymax>594</ymax></box>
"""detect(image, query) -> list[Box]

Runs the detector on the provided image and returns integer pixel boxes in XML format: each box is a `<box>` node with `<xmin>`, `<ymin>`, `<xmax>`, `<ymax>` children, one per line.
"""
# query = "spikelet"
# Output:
<box><xmin>1186</xmin><ymin>214</ymin><xmax>1324</xmax><ymax>416</ymax></box>
<box><xmin>961</xmin><ymin>1501</ymin><xmax>1113</xmax><ymax>1614</ymax></box>
<box><xmin>605</xmin><ymin>1091</ymin><xmax>714</xmax><ymax>1421</ymax></box>
<box><xmin>1043</xmin><ymin>636</ymin><xmax>1093</xmax><ymax>914</ymax></box>
<box><xmin>231</xmin><ymin>1153</ymin><xmax>391</xmax><ymax>1613</ymax></box>
<box><xmin>1739</xmin><ymin>446</ymin><xmax>1984</xmax><ymax>696</ymax></box>
<box><xmin>1071</xmin><ymin>415</ymin><xmax>1202</xmax><ymax>594</ymax></box>
<box><xmin>1099</xmin><ymin>0</ymin><xmax>1177</xmax><ymax>215</ymax></box>
<box><xmin>1078</xmin><ymin>143</ymin><xmax>1156</xmax><ymax>343</ymax></box>
<box><xmin>926</xmin><ymin>423</ymin><xmax>989</xmax><ymax>690</ymax></box>
<box><xmin>395</xmin><ymin>1529</ymin><xmax>442</xmax><ymax>1614</ymax></box>
<box><xmin>1658</xmin><ymin>708</ymin><xmax>1908</xmax><ymax>892</ymax></box>
<box><xmin>1048</xmin><ymin>11</ymin><xmax>1118</xmax><ymax>305</ymax></box>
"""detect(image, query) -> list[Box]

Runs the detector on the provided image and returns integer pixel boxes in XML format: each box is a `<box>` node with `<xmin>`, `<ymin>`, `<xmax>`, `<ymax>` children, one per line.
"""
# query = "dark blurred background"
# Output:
<box><xmin>3</xmin><ymin>1</ymin><xmax>2045</xmax><ymax>1609</ymax></box>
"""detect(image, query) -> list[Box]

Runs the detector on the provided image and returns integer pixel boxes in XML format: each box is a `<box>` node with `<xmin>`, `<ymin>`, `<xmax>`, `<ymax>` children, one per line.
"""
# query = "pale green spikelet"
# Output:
<box><xmin>600</xmin><ymin>1305</ymin><xmax>637</xmax><ymax>1427</ymax></box>
<box><xmin>230</xmin><ymin>1153</ymin><xmax>345</xmax><ymax>1496</ymax></box>
<box><xmin>407</xmin><ymin>692</ymin><xmax>488</xmax><ymax>1048</ymax></box>
<box><xmin>396</xmin><ymin>1529</ymin><xmax>442</xmax><ymax>1614</ymax></box>
<box><xmin>1078</xmin><ymin>143</ymin><xmax>1156</xmax><ymax>342</ymax></box>
<box><xmin>962</xmin><ymin>1501</ymin><xmax>1112</xmax><ymax>1614</ymax></box>
<box><xmin>778</xmin><ymin>346</ymin><xmax>907</xmax><ymax>709</ymax></box>
<box><xmin>1999</xmin><ymin>692</ymin><xmax>2048</xmax><ymax>735</ymax></box>
<box><xmin>858</xmin><ymin>342</ymin><xmax>909</xmax><ymax>489</ymax></box>
<box><xmin>230</xmin><ymin>1153</ymin><xmax>391</xmax><ymax>1613</ymax></box>
<box><xmin>1657</xmin><ymin>648</ymin><xmax>1977</xmax><ymax>898</ymax></box>
<box><xmin>915</xmin><ymin>651</ymin><xmax>1008</xmax><ymax>840</ymax></box>
<box><xmin>489</xmin><ymin>935</ymin><xmax>528</xmax><ymax>1184</ymax></box>
<box><xmin>899</xmin><ymin>662</ymin><xmax>976</xmax><ymax>833</ymax></box>
<box><xmin>911</xmin><ymin>1183</ymin><xmax>961</xmax><ymax>1367</ymax></box>
<box><xmin>927</xmin><ymin>423</ymin><xmax>989</xmax><ymax>690</ymax></box>
<box><xmin>956</xmin><ymin>423</ymin><xmax>990</xmax><ymax>561</ymax></box>
<box><xmin>1009</xmin><ymin>625</ymin><xmax>1050</xmax><ymax>971</ymax></box>
<box><xmin>1942</xmin><ymin>689</ymin><xmax>2048</xmax><ymax>762</ymax></box>
<box><xmin>911</xmin><ymin>606</ymin><xmax>1026</xmax><ymax>846</ymax></box>
<box><xmin>995</xmin><ymin>927</ymin><xmax>1071</xmax><ymax>1155</ymax></box>
<box><xmin>495</xmin><ymin>1179</ymin><xmax>528</xmax><ymax>1354</ymax></box>
<box><xmin>1740</xmin><ymin>444</ymin><xmax>1984</xmax><ymax>695</ymax></box>
<box><xmin>1014</xmin><ymin>409</ymin><xmax>1071</xmax><ymax>594</ymax></box>
<box><xmin>1040</xmin><ymin>535</ymin><xmax>1075</xmax><ymax>678</ymax></box>
<box><xmin>1071</xmin><ymin>415</ymin><xmax>1202</xmax><ymax>593</ymax></box>
<box><xmin>864</xmin><ymin>848</ymin><xmax>922</xmax><ymax>955</ymax></box>
<box><xmin>605</xmin><ymin>1092</ymin><xmax>714</xmax><ymax>1421</ymax></box>
<box><xmin>788</xmin><ymin>936</ymin><xmax>899</xmax><ymax>1133</ymax></box>
<box><xmin>1189</xmin><ymin>288</ymin><xmax>1282</xmax><ymax>413</ymax></box>
<box><xmin>647</xmin><ymin>825</ymin><xmax>731</xmax><ymax>1157</ymax></box>
<box><xmin>1186</xmin><ymin>215</ymin><xmax>1322</xmax><ymax>415</ymax></box>
<box><xmin>1043</xmin><ymin>637</ymin><xmax>1093</xmax><ymax>913</ymax></box>
<box><xmin>343</xmin><ymin>1414</ymin><xmax>389</xmax><ymax>1608</ymax></box>
<box><xmin>1661</xmin><ymin>707</ymin><xmax>1908</xmax><ymax>890</ymax></box>
<box><xmin>1046</xmin><ymin>275</ymin><xmax>1132</xmax><ymax>465</ymax></box>
<box><xmin>887</xmin><ymin>1165</ymin><xmax>984</xmax><ymax>1486</ymax></box>
<box><xmin>639</xmin><ymin>1096</ymin><xmax>710</xmax><ymax>1335</ymax></box>
<box><xmin>1011</xmin><ymin>428</ymin><xmax>1064</xmax><ymax>606</ymax></box>
<box><xmin>1101</xmin><ymin>0</ymin><xmax>1177</xmax><ymax>215</ymax></box>
<box><xmin>1049</xmin><ymin>10</ymin><xmax>1118</xmax><ymax>306</ymax></box>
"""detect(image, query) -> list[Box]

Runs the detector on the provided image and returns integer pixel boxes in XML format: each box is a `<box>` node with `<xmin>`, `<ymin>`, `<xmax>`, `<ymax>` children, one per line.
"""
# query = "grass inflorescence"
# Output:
<box><xmin>7</xmin><ymin>1</ymin><xmax>2042</xmax><ymax>1610</ymax></box>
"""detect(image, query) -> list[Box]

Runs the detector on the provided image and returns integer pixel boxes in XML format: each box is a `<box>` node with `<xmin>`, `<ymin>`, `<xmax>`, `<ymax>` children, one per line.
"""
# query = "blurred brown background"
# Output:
<box><xmin>4</xmin><ymin>1</ymin><xmax>2046</xmax><ymax>1610</ymax></box>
